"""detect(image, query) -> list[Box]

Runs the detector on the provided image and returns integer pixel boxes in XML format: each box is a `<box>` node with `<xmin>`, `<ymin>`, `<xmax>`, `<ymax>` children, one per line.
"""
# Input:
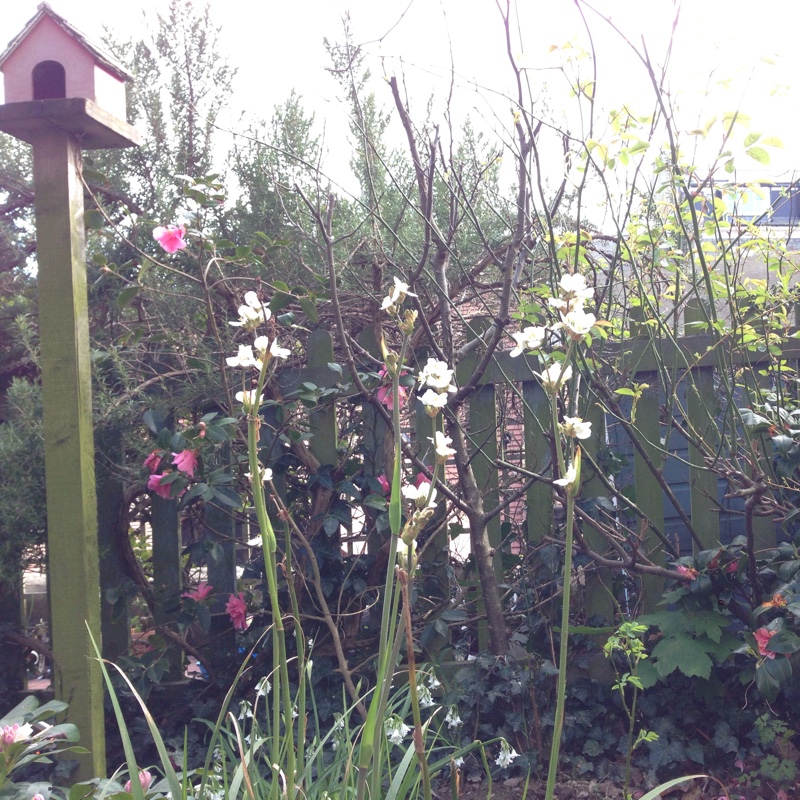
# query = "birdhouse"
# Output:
<box><xmin>0</xmin><ymin>2</ymin><xmax>139</xmax><ymax>149</ymax></box>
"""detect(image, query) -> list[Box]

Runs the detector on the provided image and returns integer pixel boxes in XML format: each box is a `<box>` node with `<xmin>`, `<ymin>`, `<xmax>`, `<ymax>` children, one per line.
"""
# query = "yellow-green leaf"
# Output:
<box><xmin>746</xmin><ymin>146</ymin><xmax>770</xmax><ymax>165</ymax></box>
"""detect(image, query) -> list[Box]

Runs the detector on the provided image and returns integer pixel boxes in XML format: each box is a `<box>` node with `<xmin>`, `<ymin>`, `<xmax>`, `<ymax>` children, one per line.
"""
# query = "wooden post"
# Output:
<box><xmin>32</xmin><ymin>130</ymin><xmax>105</xmax><ymax>778</ymax></box>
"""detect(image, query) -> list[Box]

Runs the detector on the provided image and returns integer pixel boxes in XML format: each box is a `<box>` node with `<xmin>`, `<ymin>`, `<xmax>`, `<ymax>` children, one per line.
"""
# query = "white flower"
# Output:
<box><xmin>509</xmin><ymin>326</ymin><xmax>546</xmax><ymax>357</ymax></box>
<box><xmin>401</xmin><ymin>482</ymin><xmax>437</xmax><ymax>507</ymax></box>
<box><xmin>236</xmin><ymin>389</ymin><xmax>264</xmax><ymax>413</ymax></box>
<box><xmin>417</xmin><ymin>685</ymin><xmax>434</xmax><ymax>708</ymax></box>
<box><xmin>495</xmin><ymin>739</ymin><xmax>519</xmax><ymax>768</ymax></box>
<box><xmin>431</xmin><ymin>431</ymin><xmax>456</xmax><ymax>463</ymax></box>
<box><xmin>558</xmin><ymin>308</ymin><xmax>596</xmax><ymax>339</ymax></box>
<box><xmin>427</xmin><ymin>674</ymin><xmax>441</xmax><ymax>690</ymax></box>
<box><xmin>230</xmin><ymin>293</ymin><xmax>270</xmax><ymax>329</ymax></box>
<box><xmin>559</xmin><ymin>272</ymin><xmax>594</xmax><ymax>306</ymax></box>
<box><xmin>270</xmin><ymin>340</ymin><xmax>291</xmax><ymax>360</ymax></box>
<box><xmin>553</xmin><ymin>462</ymin><xmax>577</xmax><ymax>488</ymax></box>
<box><xmin>238</xmin><ymin>700</ymin><xmax>253</xmax><ymax>720</ymax></box>
<box><xmin>246</xmin><ymin>466</ymin><xmax>273</xmax><ymax>484</ymax></box>
<box><xmin>445</xmin><ymin>706</ymin><xmax>463</xmax><ymax>730</ymax></box>
<box><xmin>226</xmin><ymin>344</ymin><xmax>258</xmax><ymax>369</ymax></box>
<box><xmin>252</xmin><ymin>336</ymin><xmax>290</xmax><ymax>364</ymax></box>
<box><xmin>559</xmin><ymin>417</ymin><xmax>592</xmax><ymax>440</ymax></box>
<box><xmin>452</xmin><ymin>756</ymin><xmax>464</xmax><ymax>769</ymax></box>
<box><xmin>255</xmin><ymin>677</ymin><xmax>271</xmax><ymax>697</ymax></box>
<box><xmin>385</xmin><ymin>715</ymin><xmax>411</xmax><ymax>746</ymax></box>
<box><xmin>417</xmin><ymin>358</ymin><xmax>456</xmax><ymax>392</ymax></box>
<box><xmin>381</xmin><ymin>276</ymin><xmax>417</xmax><ymax>313</ymax></box>
<box><xmin>535</xmin><ymin>362</ymin><xmax>572</xmax><ymax>394</ymax></box>
<box><xmin>419</xmin><ymin>389</ymin><xmax>448</xmax><ymax>416</ymax></box>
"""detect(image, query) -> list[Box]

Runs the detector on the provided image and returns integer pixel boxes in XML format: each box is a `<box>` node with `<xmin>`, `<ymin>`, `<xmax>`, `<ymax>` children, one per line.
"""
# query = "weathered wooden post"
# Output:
<box><xmin>0</xmin><ymin>3</ymin><xmax>140</xmax><ymax>779</ymax></box>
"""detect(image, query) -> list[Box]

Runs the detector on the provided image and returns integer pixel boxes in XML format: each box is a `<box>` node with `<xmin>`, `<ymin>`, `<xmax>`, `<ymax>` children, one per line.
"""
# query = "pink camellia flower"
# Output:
<box><xmin>414</xmin><ymin>471</ymin><xmax>431</xmax><ymax>488</ymax></box>
<box><xmin>147</xmin><ymin>472</ymin><xmax>172</xmax><ymax>500</ymax></box>
<box><xmin>377</xmin><ymin>474</ymin><xmax>390</xmax><ymax>495</ymax></box>
<box><xmin>376</xmin><ymin>368</ymin><xmax>408</xmax><ymax>411</ymax></box>
<box><xmin>31</xmin><ymin>794</ymin><xmax>46</xmax><ymax>800</ymax></box>
<box><xmin>172</xmin><ymin>449</ymin><xmax>198</xmax><ymax>477</ymax></box>
<box><xmin>153</xmin><ymin>224</ymin><xmax>187</xmax><ymax>254</ymax></box>
<box><xmin>124</xmin><ymin>770</ymin><xmax>153</xmax><ymax>794</ymax></box>
<box><xmin>226</xmin><ymin>592</ymin><xmax>248</xmax><ymax>631</ymax></box>
<box><xmin>143</xmin><ymin>451</ymin><xmax>162</xmax><ymax>473</ymax></box>
<box><xmin>181</xmin><ymin>582</ymin><xmax>213</xmax><ymax>602</ymax></box>
<box><xmin>753</xmin><ymin>627</ymin><xmax>778</xmax><ymax>659</ymax></box>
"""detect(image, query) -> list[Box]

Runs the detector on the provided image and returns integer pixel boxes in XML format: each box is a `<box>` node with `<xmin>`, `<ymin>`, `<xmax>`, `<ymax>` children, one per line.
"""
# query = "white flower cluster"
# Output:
<box><xmin>227</xmin><ymin>291</ymin><xmax>291</xmax><ymax>414</ymax></box>
<box><xmin>417</xmin><ymin>357</ymin><xmax>456</xmax><ymax>417</ymax></box>
<box><xmin>385</xmin><ymin>714</ymin><xmax>412</xmax><ymax>746</ymax></box>
<box><xmin>445</xmin><ymin>706</ymin><xmax>463</xmax><ymax>730</ymax></box>
<box><xmin>229</xmin><ymin>291</ymin><xmax>271</xmax><ymax>330</ymax></box>
<box><xmin>510</xmin><ymin>272</ymin><xmax>597</xmax><ymax>359</ymax></box>
<box><xmin>495</xmin><ymin>738</ymin><xmax>520</xmax><ymax>769</ymax></box>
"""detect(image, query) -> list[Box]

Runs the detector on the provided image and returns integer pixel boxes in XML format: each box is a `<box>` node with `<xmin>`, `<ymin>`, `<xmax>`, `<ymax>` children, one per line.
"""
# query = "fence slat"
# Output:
<box><xmin>150</xmin><ymin>495</ymin><xmax>183</xmax><ymax>679</ymax></box>
<box><xmin>97</xmin><ymin>476</ymin><xmax>129</xmax><ymax>660</ymax></box>
<box><xmin>307</xmin><ymin>329</ymin><xmax>338</xmax><ymax>466</ymax></box>
<box><xmin>631</xmin><ymin>376</ymin><xmax>667</xmax><ymax>612</ymax></box>
<box><xmin>684</xmin><ymin>302</ymin><xmax>721</xmax><ymax>553</ymax></box>
<box><xmin>580</xmin><ymin>391</ymin><xmax>616</xmax><ymax>622</ymax></box>
<box><xmin>522</xmin><ymin>379</ymin><xmax>552</xmax><ymax>543</ymax></box>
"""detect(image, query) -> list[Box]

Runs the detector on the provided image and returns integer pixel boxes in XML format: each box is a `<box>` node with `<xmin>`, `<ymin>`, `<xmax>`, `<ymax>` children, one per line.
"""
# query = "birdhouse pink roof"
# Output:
<box><xmin>0</xmin><ymin>3</ymin><xmax>131</xmax><ymax>120</ymax></box>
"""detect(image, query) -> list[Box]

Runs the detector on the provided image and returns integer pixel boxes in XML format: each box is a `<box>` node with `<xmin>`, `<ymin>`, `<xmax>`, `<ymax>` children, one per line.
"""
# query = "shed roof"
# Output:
<box><xmin>0</xmin><ymin>2</ymin><xmax>132</xmax><ymax>82</ymax></box>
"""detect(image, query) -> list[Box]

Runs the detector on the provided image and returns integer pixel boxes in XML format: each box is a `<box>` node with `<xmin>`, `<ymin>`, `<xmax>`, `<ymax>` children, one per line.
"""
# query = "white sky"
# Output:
<box><xmin>2</xmin><ymin>0</ymin><xmax>799</xmax><ymax>188</ymax></box>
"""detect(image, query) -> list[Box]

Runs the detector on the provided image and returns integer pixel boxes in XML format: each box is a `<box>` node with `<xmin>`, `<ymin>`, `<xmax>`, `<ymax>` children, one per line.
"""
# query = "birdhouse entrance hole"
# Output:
<box><xmin>32</xmin><ymin>60</ymin><xmax>66</xmax><ymax>100</ymax></box>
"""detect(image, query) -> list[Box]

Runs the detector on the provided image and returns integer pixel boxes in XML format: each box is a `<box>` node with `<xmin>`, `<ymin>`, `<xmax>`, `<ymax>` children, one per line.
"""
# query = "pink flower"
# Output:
<box><xmin>153</xmin><ymin>224</ymin><xmax>187</xmax><ymax>254</ymax></box>
<box><xmin>31</xmin><ymin>795</ymin><xmax>45</xmax><ymax>800</ymax></box>
<box><xmin>377</xmin><ymin>474</ymin><xmax>390</xmax><ymax>495</ymax></box>
<box><xmin>376</xmin><ymin>368</ymin><xmax>408</xmax><ymax>411</ymax></box>
<box><xmin>415</xmin><ymin>471</ymin><xmax>432</xmax><ymax>488</ymax></box>
<box><xmin>226</xmin><ymin>592</ymin><xmax>248</xmax><ymax>631</ymax></box>
<box><xmin>172</xmin><ymin>449</ymin><xmax>198</xmax><ymax>477</ymax></box>
<box><xmin>676</xmin><ymin>564</ymin><xmax>698</xmax><ymax>581</ymax></box>
<box><xmin>143</xmin><ymin>451</ymin><xmax>162</xmax><ymax>473</ymax></box>
<box><xmin>147</xmin><ymin>472</ymin><xmax>172</xmax><ymax>500</ymax></box>
<box><xmin>124</xmin><ymin>770</ymin><xmax>153</xmax><ymax>794</ymax></box>
<box><xmin>753</xmin><ymin>627</ymin><xmax>778</xmax><ymax>659</ymax></box>
<box><xmin>182</xmin><ymin>582</ymin><xmax>213</xmax><ymax>602</ymax></box>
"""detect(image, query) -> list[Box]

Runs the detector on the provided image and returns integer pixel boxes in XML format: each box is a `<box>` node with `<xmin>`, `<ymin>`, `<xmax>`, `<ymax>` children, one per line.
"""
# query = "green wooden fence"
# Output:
<box><xmin>5</xmin><ymin>316</ymin><xmax>792</xmax><ymax>699</ymax></box>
